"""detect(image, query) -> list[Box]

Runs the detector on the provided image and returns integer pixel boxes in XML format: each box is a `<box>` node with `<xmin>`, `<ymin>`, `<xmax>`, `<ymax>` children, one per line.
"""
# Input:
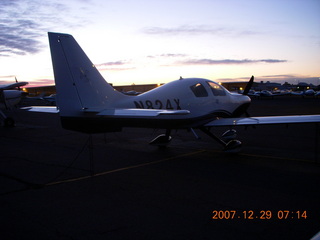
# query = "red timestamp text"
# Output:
<box><xmin>212</xmin><ymin>210</ymin><xmax>307</xmax><ymax>220</ymax></box>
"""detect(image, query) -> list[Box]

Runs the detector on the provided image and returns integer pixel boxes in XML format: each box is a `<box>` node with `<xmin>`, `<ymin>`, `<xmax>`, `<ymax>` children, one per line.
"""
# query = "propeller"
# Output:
<box><xmin>243</xmin><ymin>75</ymin><xmax>254</xmax><ymax>117</ymax></box>
<box><xmin>243</xmin><ymin>75</ymin><xmax>254</xmax><ymax>95</ymax></box>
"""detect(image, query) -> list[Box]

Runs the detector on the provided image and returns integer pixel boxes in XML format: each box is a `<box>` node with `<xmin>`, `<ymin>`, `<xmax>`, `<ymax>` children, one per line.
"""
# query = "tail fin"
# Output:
<box><xmin>48</xmin><ymin>32</ymin><xmax>124</xmax><ymax>116</ymax></box>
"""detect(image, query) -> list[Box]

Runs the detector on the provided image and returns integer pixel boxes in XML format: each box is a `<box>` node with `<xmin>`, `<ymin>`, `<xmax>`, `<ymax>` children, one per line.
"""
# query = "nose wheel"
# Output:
<box><xmin>224</xmin><ymin>140</ymin><xmax>242</xmax><ymax>153</ymax></box>
<box><xmin>149</xmin><ymin>129</ymin><xmax>172</xmax><ymax>149</ymax></box>
<box><xmin>221</xmin><ymin>129</ymin><xmax>237</xmax><ymax>142</ymax></box>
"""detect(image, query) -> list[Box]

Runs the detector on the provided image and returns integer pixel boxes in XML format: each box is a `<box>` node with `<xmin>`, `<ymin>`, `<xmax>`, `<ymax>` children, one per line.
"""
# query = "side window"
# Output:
<box><xmin>190</xmin><ymin>83</ymin><xmax>208</xmax><ymax>97</ymax></box>
<box><xmin>207</xmin><ymin>81</ymin><xmax>226</xmax><ymax>96</ymax></box>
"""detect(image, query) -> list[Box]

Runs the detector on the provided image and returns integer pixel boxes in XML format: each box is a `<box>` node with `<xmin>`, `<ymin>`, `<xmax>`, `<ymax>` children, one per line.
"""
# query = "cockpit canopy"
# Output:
<box><xmin>190</xmin><ymin>80</ymin><xmax>227</xmax><ymax>98</ymax></box>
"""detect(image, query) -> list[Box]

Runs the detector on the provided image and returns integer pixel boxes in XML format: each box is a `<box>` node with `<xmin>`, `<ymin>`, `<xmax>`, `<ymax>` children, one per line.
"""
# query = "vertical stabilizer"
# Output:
<box><xmin>48</xmin><ymin>32</ymin><xmax>124</xmax><ymax>116</ymax></box>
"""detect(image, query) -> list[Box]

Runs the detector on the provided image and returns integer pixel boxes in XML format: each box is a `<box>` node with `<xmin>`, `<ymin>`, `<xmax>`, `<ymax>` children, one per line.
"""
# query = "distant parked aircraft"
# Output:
<box><xmin>291</xmin><ymin>89</ymin><xmax>317</xmax><ymax>97</ymax></box>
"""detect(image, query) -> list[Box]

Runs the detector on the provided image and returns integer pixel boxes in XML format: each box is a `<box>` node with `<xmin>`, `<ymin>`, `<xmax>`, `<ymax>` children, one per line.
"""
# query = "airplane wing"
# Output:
<box><xmin>21</xmin><ymin>106</ymin><xmax>59</xmax><ymax>113</ymax></box>
<box><xmin>205</xmin><ymin>115</ymin><xmax>320</xmax><ymax>126</ymax></box>
<box><xmin>22</xmin><ymin>107</ymin><xmax>190</xmax><ymax>117</ymax></box>
<box><xmin>0</xmin><ymin>82</ymin><xmax>29</xmax><ymax>90</ymax></box>
<box><xmin>96</xmin><ymin>109</ymin><xmax>190</xmax><ymax>117</ymax></box>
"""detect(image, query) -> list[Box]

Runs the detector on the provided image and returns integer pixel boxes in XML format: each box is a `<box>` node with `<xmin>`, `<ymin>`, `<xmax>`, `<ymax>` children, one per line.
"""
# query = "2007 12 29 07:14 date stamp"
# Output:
<box><xmin>212</xmin><ymin>210</ymin><xmax>307</xmax><ymax>220</ymax></box>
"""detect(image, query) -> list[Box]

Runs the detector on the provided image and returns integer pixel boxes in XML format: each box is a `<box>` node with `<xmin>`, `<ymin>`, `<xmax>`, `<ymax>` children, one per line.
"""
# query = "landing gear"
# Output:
<box><xmin>149</xmin><ymin>127</ymin><xmax>242</xmax><ymax>153</ymax></box>
<box><xmin>221</xmin><ymin>129</ymin><xmax>237</xmax><ymax>142</ymax></box>
<box><xmin>224</xmin><ymin>140</ymin><xmax>242</xmax><ymax>153</ymax></box>
<box><xmin>199</xmin><ymin>127</ymin><xmax>242</xmax><ymax>153</ymax></box>
<box><xmin>149</xmin><ymin>129</ymin><xmax>172</xmax><ymax>148</ymax></box>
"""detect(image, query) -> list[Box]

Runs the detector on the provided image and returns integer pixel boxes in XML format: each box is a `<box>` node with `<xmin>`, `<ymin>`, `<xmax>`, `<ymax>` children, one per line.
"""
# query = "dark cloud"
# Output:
<box><xmin>0</xmin><ymin>1</ymin><xmax>44</xmax><ymax>56</ymax></box>
<box><xmin>0</xmin><ymin>0</ymin><xmax>90</xmax><ymax>57</ymax></box>
<box><xmin>0</xmin><ymin>21</ymin><xmax>44</xmax><ymax>56</ymax></box>
<box><xmin>178</xmin><ymin>58</ymin><xmax>287</xmax><ymax>65</ymax></box>
<box><xmin>259</xmin><ymin>59</ymin><xmax>288</xmax><ymax>63</ymax></box>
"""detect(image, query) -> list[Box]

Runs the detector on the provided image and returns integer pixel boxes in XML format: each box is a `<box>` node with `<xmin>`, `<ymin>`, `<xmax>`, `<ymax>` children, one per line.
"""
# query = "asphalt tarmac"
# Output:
<box><xmin>0</xmin><ymin>96</ymin><xmax>319</xmax><ymax>240</ymax></box>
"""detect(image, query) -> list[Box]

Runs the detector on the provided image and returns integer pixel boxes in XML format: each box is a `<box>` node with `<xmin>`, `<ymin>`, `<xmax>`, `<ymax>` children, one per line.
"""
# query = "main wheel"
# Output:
<box><xmin>224</xmin><ymin>140</ymin><xmax>242</xmax><ymax>153</ymax></box>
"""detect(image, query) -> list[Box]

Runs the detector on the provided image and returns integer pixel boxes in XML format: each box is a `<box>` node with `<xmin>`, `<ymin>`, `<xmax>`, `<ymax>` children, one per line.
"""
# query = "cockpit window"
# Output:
<box><xmin>207</xmin><ymin>81</ymin><xmax>226</xmax><ymax>96</ymax></box>
<box><xmin>190</xmin><ymin>83</ymin><xmax>208</xmax><ymax>97</ymax></box>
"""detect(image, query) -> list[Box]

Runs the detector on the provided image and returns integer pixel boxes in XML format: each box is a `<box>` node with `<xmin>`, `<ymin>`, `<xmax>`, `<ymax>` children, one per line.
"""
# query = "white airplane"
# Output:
<box><xmin>0</xmin><ymin>81</ymin><xmax>28</xmax><ymax>127</ymax></box>
<box><xmin>24</xmin><ymin>32</ymin><xmax>320</xmax><ymax>152</ymax></box>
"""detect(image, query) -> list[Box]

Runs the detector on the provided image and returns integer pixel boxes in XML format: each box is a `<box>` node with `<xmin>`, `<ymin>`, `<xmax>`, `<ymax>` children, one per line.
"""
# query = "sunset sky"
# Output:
<box><xmin>0</xmin><ymin>0</ymin><xmax>319</xmax><ymax>87</ymax></box>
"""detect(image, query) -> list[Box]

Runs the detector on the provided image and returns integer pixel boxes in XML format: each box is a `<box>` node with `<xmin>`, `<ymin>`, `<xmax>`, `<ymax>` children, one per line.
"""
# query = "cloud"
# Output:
<box><xmin>95</xmin><ymin>60</ymin><xmax>135</xmax><ymax>71</ymax></box>
<box><xmin>0</xmin><ymin>1</ymin><xmax>46</xmax><ymax>56</ymax></box>
<box><xmin>259</xmin><ymin>59</ymin><xmax>288</xmax><ymax>63</ymax></box>
<box><xmin>95</xmin><ymin>61</ymin><xmax>129</xmax><ymax>67</ymax></box>
<box><xmin>0</xmin><ymin>75</ymin><xmax>54</xmax><ymax>87</ymax></box>
<box><xmin>177</xmin><ymin>58</ymin><xmax>287</xmax><ymax>65</ymax></box>
<box><xmin>260</xmin><ymin>74</ymin><xmax>297</xmax><ymax>78</ymax></box>
<box><xmin>0</xmin><ymin>80</ymin><xmax>14</xmax><ymax>85</ymax></box>
<box><xmin>0</xmin><ymin>21</ymin><xmax>44</xmax><ymax>56</ymax></box>
<box><xmin>0</xmin><ymin>75</ymin><xmax>17</xmax><ymax>80</ymax></box>
<box><xmin>217</xmin><ymin>77</ymin><xmax>253</xmax><ymax>82</ymax></box>
<box><xmin>98</xmin><ymin>67</ymin><xmax>136</xmax><ymax>72</ymax></box>
<box><xmin>143</xmin><ymin>25</ymin><xmax>261</xmax><ymax>37</ymax></box>
<box><xmin>147</xmin><ymin>53</ymin><xmax>188</xmax><ymax>59</ymax></box>
<box><xmin>0</xmin><ymin>0</ymin><xmax>90</xmax><ymax>57</ymax></box>
<box><xmin>26</xmin><ymin>78</ymin><xmax>54</xmax><ymax>87</ymax></box>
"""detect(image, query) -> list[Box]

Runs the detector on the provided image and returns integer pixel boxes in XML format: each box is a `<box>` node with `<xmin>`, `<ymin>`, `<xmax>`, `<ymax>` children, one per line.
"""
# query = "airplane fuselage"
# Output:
<box><xmin>59</xmin><ymin>78</ymin><xmax>251</xmax><ymax>132</ymax></box>
<box><xmin>118</xmin><ymin>78</ymin><xmax>250</xmax><ymax>118</ymax></box>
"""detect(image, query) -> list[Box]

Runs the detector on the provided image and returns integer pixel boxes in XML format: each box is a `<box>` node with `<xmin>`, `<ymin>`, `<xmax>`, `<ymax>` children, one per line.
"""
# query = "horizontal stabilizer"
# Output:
<box><xmin>21</xmin><ymin>106</ymin><xmax>59</xmax><ymax>113</ymax></box>
<box><xmin>97</xmin><ymin>108</ymin><xmax>190</xmax><ymax>117</ymax></box>
<box><xmin>206</xmin><ymin>115</ymin><xmax>320</xmax><ymax>126</ymax></box>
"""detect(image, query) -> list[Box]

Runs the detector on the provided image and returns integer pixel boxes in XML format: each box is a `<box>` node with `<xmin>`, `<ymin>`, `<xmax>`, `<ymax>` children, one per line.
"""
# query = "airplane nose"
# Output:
<box><xmin>231</xmin><ymin>95</ymin><xmax>251</xmax><ymax>117</ymax></box>
<box><xmin>232</xmin><ymin>102</ymin><xmax>251</xmax><ymax>117</ymax></box>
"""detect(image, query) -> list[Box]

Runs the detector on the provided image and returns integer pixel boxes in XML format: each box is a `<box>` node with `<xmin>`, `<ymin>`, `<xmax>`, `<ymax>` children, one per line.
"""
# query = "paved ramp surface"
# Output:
<box><xmin>0</xmin><ymin>96</ymin><xmax>319</xmax><ymax>239</ymax></box>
